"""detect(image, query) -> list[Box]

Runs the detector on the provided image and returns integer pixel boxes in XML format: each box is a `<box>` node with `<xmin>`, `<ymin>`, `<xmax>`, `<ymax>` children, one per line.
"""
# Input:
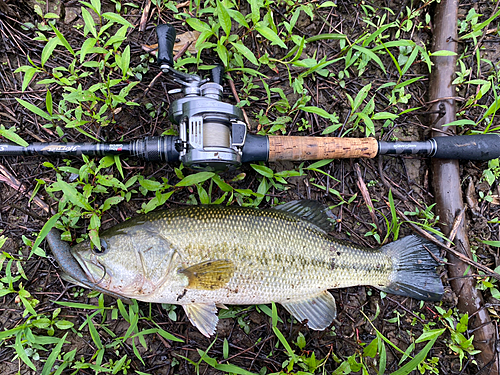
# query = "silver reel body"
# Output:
<box><xmin>161</xmin><ymin>64</ymin><xmax>247</xmax><ymax>171</ymax></box>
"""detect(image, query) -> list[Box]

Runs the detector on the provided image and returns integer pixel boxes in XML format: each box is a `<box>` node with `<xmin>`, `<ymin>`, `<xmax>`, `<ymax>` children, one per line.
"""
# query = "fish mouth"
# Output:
<box><xmin>71</xmin><ymin>249</ymin><xmax>109</xmax><ymax>288</ymax></box>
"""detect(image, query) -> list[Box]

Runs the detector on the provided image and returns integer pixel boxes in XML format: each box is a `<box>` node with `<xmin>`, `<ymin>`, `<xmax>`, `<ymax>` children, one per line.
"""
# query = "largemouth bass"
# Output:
<box><xmin>69</xmin><ymin>201</ymin><xmax>444</xmax><ymax>337</ymax></box>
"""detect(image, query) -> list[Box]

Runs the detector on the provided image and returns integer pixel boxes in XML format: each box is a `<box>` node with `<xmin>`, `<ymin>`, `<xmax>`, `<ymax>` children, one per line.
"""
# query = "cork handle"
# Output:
<box><xmin>268</xmin><ymin>136</ymin><xmax>378</xmax><ymax>161</ymax></box>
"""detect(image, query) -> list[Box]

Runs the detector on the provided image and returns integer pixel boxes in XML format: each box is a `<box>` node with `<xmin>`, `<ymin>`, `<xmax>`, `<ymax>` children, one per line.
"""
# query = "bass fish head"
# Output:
<box><xmin>71</xmin><ymin>221</ymin><xmax>178</xmax><ymax>298</ymax></box>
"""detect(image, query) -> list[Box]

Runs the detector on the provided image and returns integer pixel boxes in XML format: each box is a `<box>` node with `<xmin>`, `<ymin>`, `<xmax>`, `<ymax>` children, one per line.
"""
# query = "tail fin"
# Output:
<box><xmin>380</xmin><ymin>235</ymin><xmax>444</xmax><ymax>301</ymax></box>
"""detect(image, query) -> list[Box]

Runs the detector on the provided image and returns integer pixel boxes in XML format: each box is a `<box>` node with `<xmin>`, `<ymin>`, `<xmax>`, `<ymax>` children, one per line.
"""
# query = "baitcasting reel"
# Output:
<box><xmin>156</xmin><ymin>24</ymin><xmax>249</xmax><ymax>171</ymax></box>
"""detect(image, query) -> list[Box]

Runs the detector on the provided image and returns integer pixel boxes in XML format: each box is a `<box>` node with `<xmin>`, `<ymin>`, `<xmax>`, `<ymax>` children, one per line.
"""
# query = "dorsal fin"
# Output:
<box><xmin>274</xmin><ymin>200</ymin><xmax>336</xmax><ymax>233</ymax></box>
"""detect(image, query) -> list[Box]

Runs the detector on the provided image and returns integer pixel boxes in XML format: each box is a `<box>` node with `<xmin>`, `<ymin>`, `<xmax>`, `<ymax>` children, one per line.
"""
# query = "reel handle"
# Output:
<box><xmin>156</xmin><ymin>24</ymin><xmax>176</xmax><ymax>67</ymax></box>
<box><xmin>267</xmin><ymin>136</ymin><xmax>378</xmax><ymax>161</ymax></box>
<box><xmin>211</xmin><ymin>65</ymin><xmax>224</xmax><ymax>85</ymax></box>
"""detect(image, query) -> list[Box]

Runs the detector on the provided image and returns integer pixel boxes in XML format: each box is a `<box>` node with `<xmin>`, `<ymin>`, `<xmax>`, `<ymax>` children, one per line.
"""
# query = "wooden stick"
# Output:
<box><xmin>354</xmin><ymin>163</ymin><xmax>380</xmax><ymax>235</ymax></box>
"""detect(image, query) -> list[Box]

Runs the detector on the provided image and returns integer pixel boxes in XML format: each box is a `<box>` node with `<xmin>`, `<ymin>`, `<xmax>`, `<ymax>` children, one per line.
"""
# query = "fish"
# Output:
<box><xmin>68</xmin><ymin>200</ymin><xmax>444</xmax><ymax>337</ymax></box>
<box><xmin>46</xmin><ymin>228</ymin><xmax>132</xmax><ymax>303</ymax></box>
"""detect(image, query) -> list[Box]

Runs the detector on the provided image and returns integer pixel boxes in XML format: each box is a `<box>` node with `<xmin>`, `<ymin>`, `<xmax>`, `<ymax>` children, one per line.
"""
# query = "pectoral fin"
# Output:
<box><xmin>281</xmin><ymin>291</ymin><xmax>337</xmax><ymax>330</ymax></box>
<box><xmin>183</xmin><ymin>303</ymin><xmax>218</xmax><ymax>337</ymax></box>
<box><xmin>179</xmin><ymin>260</ymin><xmax>235</xmax><ymax>290</ymax></box>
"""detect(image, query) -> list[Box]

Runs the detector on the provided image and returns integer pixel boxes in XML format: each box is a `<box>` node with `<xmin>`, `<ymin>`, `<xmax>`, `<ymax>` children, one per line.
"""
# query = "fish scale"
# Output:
<box><xmin>69</xmin><ymin>201</ymin><xmax>444</xmax><ymax>337</ymax></box>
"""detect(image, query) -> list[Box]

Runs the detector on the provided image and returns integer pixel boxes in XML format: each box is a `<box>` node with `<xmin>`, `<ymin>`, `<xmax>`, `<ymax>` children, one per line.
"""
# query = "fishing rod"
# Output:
<box><xmin>1</xmin><ymin>24</ymin><xmax>499</xmax><ymax>171</ymax></box>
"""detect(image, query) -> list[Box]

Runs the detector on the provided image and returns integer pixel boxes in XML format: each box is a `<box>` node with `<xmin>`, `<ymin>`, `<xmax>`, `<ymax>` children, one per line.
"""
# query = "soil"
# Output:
<box><xmin>0</xmin><ymin>0</ymin><xmax>499</xmax><ymax>374</ymax></box>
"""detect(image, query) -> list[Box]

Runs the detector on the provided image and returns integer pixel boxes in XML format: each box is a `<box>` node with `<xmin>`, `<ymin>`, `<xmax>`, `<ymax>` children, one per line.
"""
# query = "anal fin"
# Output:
<box><xmin>183</xmin><ymin>303</ymin><xmax>218</xmax><ymax>337</ymax></box>
<box><xmin>281</xmin><ymin>291</ymin><xmax>337</xmax><ymax>330</ymax></box>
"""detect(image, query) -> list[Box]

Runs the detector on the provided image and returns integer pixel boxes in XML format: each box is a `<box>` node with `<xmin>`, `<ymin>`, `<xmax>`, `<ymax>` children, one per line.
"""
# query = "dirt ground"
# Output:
<box><xmin>0</xmin><ymin>0</ymin><xmax>500</xmax><ymax>374</ymax></box>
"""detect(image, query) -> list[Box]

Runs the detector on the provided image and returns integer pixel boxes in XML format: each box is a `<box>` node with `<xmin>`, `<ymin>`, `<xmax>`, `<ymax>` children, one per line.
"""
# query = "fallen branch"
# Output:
<box><xmin>429</xmin><ymin>0</ymin><xmax>499</xmax><ymax>372</ymax></box>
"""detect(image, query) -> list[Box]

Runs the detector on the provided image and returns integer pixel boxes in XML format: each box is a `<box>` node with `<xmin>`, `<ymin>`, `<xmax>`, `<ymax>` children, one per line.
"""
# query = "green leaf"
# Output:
<box><xmin>102</xmin><ymin>12</ymin><xmax>133</xmax><ymax>27</ymax></box>
<box><xmin>90</xmin><ymin>0</ymin><xmax>102</xmax><ymax>14</ymax></box>
<box><xmin>120</xmin><ymin>45</ymin><xmax>130</xmax><ymax>78</ymax></box>
<box><xmin>363</xmin><ymin>337</ymin><xmax>378</xmax><ymax>358</ymax></box>
<box><xmin>29</xmin><ymin>213</ymin><xmax>60</xmax><ymax>259</ymax></box>
<box><xmin>44</xmin><ymin>12</ymin><xmax>60</xmax><ymax>19</ymax></box>
<box><xmin>306</xmin><ymin>33</ymin><xmax>346</xmax><ymax>42</ymax></box>
<box><xmin>417</xmin><ymin>45</ymin><xmax>433</xmax><ymax>73</ymax></box>
<box><xmin>176</xmin><ymin>172</ymin><xmax>215</xmax><ymax>187</ymax></box>
<box><xmin>400</xmin><ymin>45</ymin><xmax>419</xmax><ymax>76</ymax></box>
<box><xmin>87</xmin><ymin>316</ymin><xmax>103</xmax><ymax>349</ymax></box>
<box><xmin>372</xmin><ymin>112</ymin><xmax>398</xmax><ymax>120</ymax></box>
<box><xmin>251</xmin><ymin>164</ymin><xmax>274</xmax><ymax>178</ymax></box>
<box><xmin>101</xmin><ymin>196</ymin><xmax>124</xmax><ymax>211</ymax></box>
<box><xmin>318</xmin><ymin>1</ymin><xmax>337</xmax><ymax>7</ymax></box>
<box><xmin>481</xmin><ymin>240</ymin><xmax>500</xmax><ymax>247</ymax></box>
<box><xmin>306</xmin><ymin>159</ymin><xmax>334</xmax><ymax>170</ymax></box>
<box><xmin>227</xmin><ymin>9</ymin><xmax>249</xmax><ymax>28</ymax></box>
<box><xmin>197</xmin><ymin>184</ymin><xmax>210</xmax><ymax>204</ymax></box>
<box><xmin>415</xmin><ymin>328</ymin><xmax>446</xmax><ymax>344</ymax></box>
<box><xmin>322</xmin><ymin>123</ymin><xmax>342</xmax><ymax>135</ymax></box>
<box><xmin>372</xmin><ymin>40</ymin><xmax>415</xmax><ymax>51</ymax></box>
<box><xmin>390</xmin><ymin>330</ymin><xmax>445</xmax><ymax>375</ymax></box>
<box><xmin>442</xmin><ymin>119</ymin><xmax>476</xmax><ymax>127</ymax></box>
<box><xmin>431</xmin><ymin>50</ymin><xmax>457</xmax><ymax>56</ymax></box>
<box><xmin>231</xmin><ymin>42</ymin><xmax>258</xmax><ymax>65</ymax></box>
<box><xmin>300</xmin><ymin>106</ymin><xmax>333</xmax><ymax>119</ymax></box>
<box><xmin>255</xmin><ymin>24</ymin><xmax>287</xmax><ymax>49</ymax></box>
<box><xmin>357</xmin><ymin>112</ymin><xmax>375</xmax><ymax>136</ymax></box>
<box><xmin>33</xmin><ymin>318</ymin><xmax>51</xmax><ymax>329</ymax></box>
<box><xmin>156</xmin><ymin>327</ymin><xmax>184</xmax><ymax>342</ymax></box>
<box><xmin>0</xmin><ymin>125</ymin><xmax>29</xmax><ymax>147</ymax></box>
<box><xmin>21</xmin><ymin>67</ymin><xmax>37</xmax><ymax>92</ymax></box>
<box><xmin>249</xmin><ymin>0</ymin><xmax>261</xmax><ymax>24</ymax></box>
<box><xmin>54</xmin><ymin>178</ymin><xmax>93</xmax><ymax>211</ymax></box>
<box><xmin>50</xmin><ymin>23</ymin><xmax>74</xmax><ymax>55</ymax></box>
<box><xmin>15</xmin><ymin>98</ymin><xmax>53</xmax><ymax>121</ymax></box>
<box><xmin>81</xmin><ymin>7</ymin><xmax>97</xmax><ymax>38</ymax></box>
<box><xmin>15</xmin><ymin>333</ymin><xmax>36</xmax><ymax>370</ymax></box>
<box><xmin>378</xmin><ymin>336</ymin><xmax>387</xmax><ymax>375</ymax></box>
<box><xmin>139</xmin><ymin>178</ymin><xmax>163</xmax><ymax>191</ymax></box>
<box><xmin>186</xmin><ymin>18</ymin><xmax>211</xmax><ymax>32</ymax></box>
<box><xmin>352</xmin><ymin>83</ymin><xmax>371</xmax><ymax>112</ymax></box>
<box><xmin>456</xmin><ymin>313</ymin><xmax>468</xmax><ymax>333</ymax></box>
<box><xmin>212</xmin><ymin>175</ymin><xmax>233</xmax><ymax>192</ymax></box>
<box><xmin>112</xmin><ymin>355</ymin><xmax>128</xmax><ymax>374</ymax></box>
<box><xmin>41</xmin><ymin>38</ymin><xmax>60</xmax><ymax>67</ymax></box>
<box><xmin>363</xmin><ymin>22</ymin><xmax>394</xmax><ymax>47</ymax></box>
<box><xmin>53</xmin><ymin>301</ymin><xmax>104</xmax><ymax>309</ymax></box>
<box><xmin>216</xmin><ymin>42</ymin><xmax>229</xmax><ymax>66</ymax></box>
<box><xmin>41</xmin><ymin>333</ymin><xmax>68</xmax><ymax>375</ymax></box>
<box><xmin>217</xmin><ymin>0</ymin><xmax>231</xmax><ymax>36</ymax></box>
<box><xmin>45</xmin><ymin>89</ymin><xmax>53</xmax><ymax>115</ymax></box>
<box><xmin>352</xmin><ymin>45</ymin><xmax>386</xmax><ymax>73</ymax></box>
<box><xmin>481</xmin><ymin>96</ymin><xmax>500</xmax><ymax>121</ymax></box>
<box><xmin>394</xmin><ymin>76</ymin><xmax>425</xmax><ymax>90</ymax></box>
<box><xmin>273</xmin><ymin>326</ymin><xmax>296</xmax><ymax>359</ymax></box>
<box><xmin>211</xmin><ymin>363</ymin><xmax>258</xmax><ymax>375</ymax></box>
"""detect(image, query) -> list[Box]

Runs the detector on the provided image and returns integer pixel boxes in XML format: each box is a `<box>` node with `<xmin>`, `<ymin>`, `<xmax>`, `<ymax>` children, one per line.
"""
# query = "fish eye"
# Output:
<box><xmin>93</xmin><ymin>239</ymin><xmax>108</xmax><ymax>254</ymax></box>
